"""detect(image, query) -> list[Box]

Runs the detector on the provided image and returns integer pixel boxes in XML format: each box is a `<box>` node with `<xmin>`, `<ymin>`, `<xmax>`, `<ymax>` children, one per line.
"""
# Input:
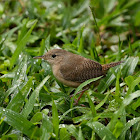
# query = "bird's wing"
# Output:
<box><xmin>60</xmin><ymin>59</ymin><xmax>103</xmax><ymax>83</ymax></box>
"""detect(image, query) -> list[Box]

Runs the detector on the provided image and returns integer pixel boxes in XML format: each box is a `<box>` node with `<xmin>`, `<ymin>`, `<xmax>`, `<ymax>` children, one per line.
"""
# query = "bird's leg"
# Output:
<box><xmin>70</xmin><ymin>87</ymin><xmax>89</xmax><ymax>98</ymax></box>
<box><xmin>72</xmin><ymin>87</ymin><xmax>89</xmax><ymax>105</ymax></box>
<box><xmin>74</xmin><ymin>90</ymin><xmax>85</xmax><ymax>105</ymax></box>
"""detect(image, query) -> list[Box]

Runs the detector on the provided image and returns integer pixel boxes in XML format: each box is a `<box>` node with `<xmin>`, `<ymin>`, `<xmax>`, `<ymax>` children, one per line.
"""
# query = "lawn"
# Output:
<box><xmin>0</xmin><ymin>0</ymin><xmax>140</xmax><ymax>139</ymax></box>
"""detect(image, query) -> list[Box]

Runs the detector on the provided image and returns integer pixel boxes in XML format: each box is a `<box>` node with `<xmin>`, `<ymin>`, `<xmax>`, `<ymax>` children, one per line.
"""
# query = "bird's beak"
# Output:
<box><xmin>33</xmin><ymin>55</ymin><xmax>45</xmax><ymax>59</ymax></box>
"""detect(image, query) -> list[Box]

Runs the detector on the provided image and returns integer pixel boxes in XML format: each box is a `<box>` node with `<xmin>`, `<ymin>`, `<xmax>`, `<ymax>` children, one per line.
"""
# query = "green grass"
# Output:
<box><xmin>0</xmin><ymin>0</ymin><xmax>140</xmax><ymax>139</ymax></box>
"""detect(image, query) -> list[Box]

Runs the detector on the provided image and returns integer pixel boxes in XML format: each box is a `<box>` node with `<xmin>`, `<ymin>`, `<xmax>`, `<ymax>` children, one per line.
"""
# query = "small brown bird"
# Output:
<box><xmin>34</xmin><ymin>49</ymin><xmax>123</xmax><ymax>88</ymax></box>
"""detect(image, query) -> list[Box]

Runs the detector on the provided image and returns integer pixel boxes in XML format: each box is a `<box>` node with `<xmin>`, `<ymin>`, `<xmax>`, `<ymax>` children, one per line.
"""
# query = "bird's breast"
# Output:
<box><xmin>52</xmin><ymin>65</ymin><xmax>81</xmax><ymax>88</ymax></box>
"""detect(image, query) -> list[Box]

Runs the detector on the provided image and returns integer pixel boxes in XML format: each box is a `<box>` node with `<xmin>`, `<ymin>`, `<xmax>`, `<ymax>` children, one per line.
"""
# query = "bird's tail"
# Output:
<box><xmin>102</xmin><ymin>61</ymin><xmax>123</xmax><ymax>73</ymax></box>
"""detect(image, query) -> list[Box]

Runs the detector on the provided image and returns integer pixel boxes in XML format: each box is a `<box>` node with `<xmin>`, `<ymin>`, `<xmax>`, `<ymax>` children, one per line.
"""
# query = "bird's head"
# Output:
<box><xmin>33</xmin><ymin>49</ymin><xmax>68</xmax><ymax>66</ymax></box>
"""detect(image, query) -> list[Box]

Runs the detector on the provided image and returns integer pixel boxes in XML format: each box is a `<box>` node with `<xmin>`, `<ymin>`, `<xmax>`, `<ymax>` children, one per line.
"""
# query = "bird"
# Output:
<box><xmin>34</xmin><ymin>49</ymin><xmax>123</xmax><ymax>103</ymax></box>
<box><xmin>34</xmin><ymin>49</ymin><xmax>123</xmax><ymax>87</ymax></box>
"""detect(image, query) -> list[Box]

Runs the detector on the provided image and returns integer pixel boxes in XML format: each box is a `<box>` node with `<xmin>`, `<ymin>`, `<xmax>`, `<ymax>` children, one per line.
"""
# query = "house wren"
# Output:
<box><xmin>34</xmin><ymin>49</ymin><xmax>123</xmax><ymax>88</ymax></box>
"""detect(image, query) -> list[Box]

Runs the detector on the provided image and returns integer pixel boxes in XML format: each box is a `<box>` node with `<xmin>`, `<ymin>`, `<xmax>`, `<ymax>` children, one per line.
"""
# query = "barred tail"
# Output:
<box><xmin>102</xmin><ymin>61</ymin><xmax>124</xmax><ymax>73</ymax></box>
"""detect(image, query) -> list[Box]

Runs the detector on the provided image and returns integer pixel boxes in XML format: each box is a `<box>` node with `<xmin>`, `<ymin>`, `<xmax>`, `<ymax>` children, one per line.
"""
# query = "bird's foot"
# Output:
<box><xmin>70</xmin><ymin>88</ymin><xmax>89</xmax><ymax>98</ymax></box>
<box><xmin>73</xmin><ymin>99</ymin><xmax>86</xmax><ymax>107</ymax></box>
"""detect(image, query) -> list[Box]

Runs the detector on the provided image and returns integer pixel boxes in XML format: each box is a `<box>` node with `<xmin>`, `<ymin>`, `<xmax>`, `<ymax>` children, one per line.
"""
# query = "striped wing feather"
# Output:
<box><xmin>60</xmin><ymin>59</ymin><xmax>103</xmax><ymax>83</ymax></box>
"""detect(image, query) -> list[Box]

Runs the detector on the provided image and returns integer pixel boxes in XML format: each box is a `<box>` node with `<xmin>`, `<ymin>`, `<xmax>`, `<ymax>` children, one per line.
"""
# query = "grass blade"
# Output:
<box><xmin>41</xmin><ymin>116</ymin><xmax>53</xmax><ymax>140</ymax></box>
<box><xmin>71</xmin><ymin>76</ymin><xmax>103</xmax><ymax>111</ymax></box>
<box><xmin>77</xmin><ymin>126</ymin><xmax>85</xmax><ymax>140</ymax></box>
<box><xmin>60</xmin><ymin>128</ymin><xmax>70</xmax><ymax>140</ymax></box>
<box><xmin>66</xmin><ymin>125</ymin><xmax>78</xmax><ymax>139</ymax></box>
<box><xmin>87</xmin><ymin>121</ymin><xmax>117</xmax><ymax>140</ymax></box>
<box><xmin>21</xmin><ymin>75</ymin><xmax>50</xmax><ymax>118</ymax></box>
<box><xmin>37</xmin><ymin>39</ymin><xmax>45</xmax><ymax>65</ymax></box>
<box><xmin>52</xmin><ymin>99</ymin><xmax>59</xmax><ymax>140</ymax></box>
<box><xmin>119</xmin><ymin>117</ymin><xmax>140</xmax><ymax>140</ymax></box>
<box><xmin>7</xmin><ymin>77</ymin><xmax>33</xmax><ymax>112</ymax></box>
<box><xmin>10</xmin><ymin>20</ymin><xmax>37</xmax><ymax>69</ymax></box>
<box><xmin>95</xmin><ymin>91</ymin><xmax>110</xmax><ymax>110</ymax></box>
<box><xmin>126</xmin><ymin>76</ymin><xmax>140</xmax><ymax>95</ymax></box>
<box><xmin>87</xmin><ymin>93</ymin><xmax>96</xmax><ymax>117</ymax></box>
<box><xmin>0</xmin><ymin>107</ymin><xmax>40</xmax><ymax>139</ymax></box>
<box><xmin>107</xmin><ymin>90</ymin><xmax>140</xmax><ymax>131</ymax></box>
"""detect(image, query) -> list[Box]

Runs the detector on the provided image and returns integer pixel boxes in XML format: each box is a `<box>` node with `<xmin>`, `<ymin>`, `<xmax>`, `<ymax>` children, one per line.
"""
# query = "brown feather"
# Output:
<box><xmin>60</xmin><ymin>58</ymin><xmax>103</xmax><ymax>83</ymax></box>
<box><xmin>34</xmin><ymin>49</ymin><xmax>124</xmax><ymax>88</ymax></box>
<box><xmin>102</xmin><ymin>61</ymin><xmax>123</xmax><ymax>74</ymax></box>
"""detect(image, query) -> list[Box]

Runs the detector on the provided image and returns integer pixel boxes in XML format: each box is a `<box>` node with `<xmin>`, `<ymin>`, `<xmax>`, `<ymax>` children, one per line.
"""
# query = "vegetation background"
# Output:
<box><xmin>0</xmin><ymin>0</ymin><xmax>140</xmax><ymax>139</ymax></box>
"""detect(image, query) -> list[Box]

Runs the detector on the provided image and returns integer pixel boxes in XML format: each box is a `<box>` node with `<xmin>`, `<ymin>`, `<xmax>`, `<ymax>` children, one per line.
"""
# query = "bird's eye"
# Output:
<box><xmin>52</xmin><ymin>54</ymin><xmax>57</xmax><ymax>58</ymax></box>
